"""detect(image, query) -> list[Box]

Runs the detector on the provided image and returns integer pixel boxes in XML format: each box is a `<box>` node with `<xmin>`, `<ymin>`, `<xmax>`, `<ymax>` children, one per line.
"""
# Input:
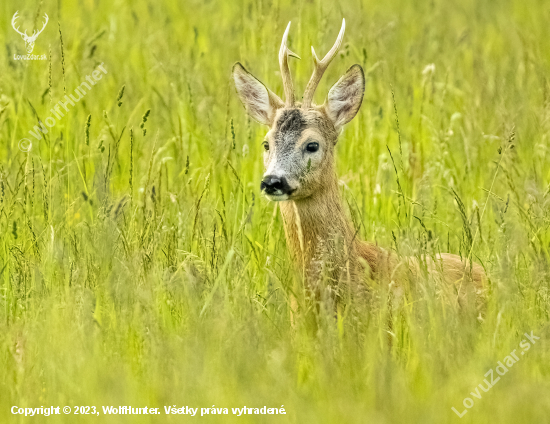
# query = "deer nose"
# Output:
<box><xmin>260</xmin><ymin>175</ymin><xmax>292</xmax><ymax>195</ymax></box>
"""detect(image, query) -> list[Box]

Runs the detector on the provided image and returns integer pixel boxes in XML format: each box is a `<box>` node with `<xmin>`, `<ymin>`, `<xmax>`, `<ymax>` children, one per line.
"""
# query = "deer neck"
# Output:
<box><xmin>279</xmin><ymin>175</ymin><xmax>357</xmax><ymax>271</ymax></box>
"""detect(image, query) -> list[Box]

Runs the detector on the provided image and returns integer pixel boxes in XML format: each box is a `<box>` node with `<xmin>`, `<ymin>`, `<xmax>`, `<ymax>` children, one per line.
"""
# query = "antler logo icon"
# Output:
<box><xmin>12</xmin><ymin>11</ymin><xmax>49</xmax><ymax>53</ymax></box>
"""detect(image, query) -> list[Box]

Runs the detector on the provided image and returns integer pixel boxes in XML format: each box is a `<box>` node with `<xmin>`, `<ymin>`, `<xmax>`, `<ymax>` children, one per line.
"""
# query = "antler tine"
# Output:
<box><xmin>279</xmin><ymin>22</ymin><xmax>301</xmax><ymax>107</ymax></box>
<box><xmin>302</xmin><ymin>19</ymin><xmax>346</xmax><ymax>109</ymax></box>
<box><xmin>11</xmin><ymin>11</ymin><xmax>28</xmax><ymax>37</ymax></box>
<box><xmin>31</xmin><ymin>14</ymin><xmax>49</xmax><ymax>39</ymax></box>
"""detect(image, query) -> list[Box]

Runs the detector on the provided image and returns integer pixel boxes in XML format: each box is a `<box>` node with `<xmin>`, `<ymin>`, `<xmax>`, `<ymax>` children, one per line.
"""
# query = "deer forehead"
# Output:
<box><xmin>268</xmin><ymin>108</ymin><xmax>336</xmax><ymax>150</ymax></box>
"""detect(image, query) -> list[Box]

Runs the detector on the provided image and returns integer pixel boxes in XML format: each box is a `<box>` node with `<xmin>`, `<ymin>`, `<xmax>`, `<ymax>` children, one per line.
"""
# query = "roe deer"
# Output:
<box><xmin>232</xmin><ymin>20</ymin><xmax>485</xmax><ymax>308</ymax></box>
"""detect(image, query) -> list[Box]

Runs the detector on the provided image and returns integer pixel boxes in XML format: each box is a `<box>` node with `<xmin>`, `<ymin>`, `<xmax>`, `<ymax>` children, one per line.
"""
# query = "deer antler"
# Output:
<box><xmin>30</xmin><ymin>14</ymin><xmax>49</xmax><ymax>41</ymax></box>
<box><xmin>11</xmin><ymin>12</ymin><xmax>48</xmax><ymax>41</ymax></box>
<box><xmin>279</xmin><ymin>22</ymin><xmax>301</xmax><ymax>107</ymax></box>
<box><xmin>11</xmin><ymin>11</ymin><xmax>28</xmax><ymax>37</ymax></box>
<box><xmin>302</xmin><ymin>19</ymin><xmax>346</xmax><ymax>110</ymax></box>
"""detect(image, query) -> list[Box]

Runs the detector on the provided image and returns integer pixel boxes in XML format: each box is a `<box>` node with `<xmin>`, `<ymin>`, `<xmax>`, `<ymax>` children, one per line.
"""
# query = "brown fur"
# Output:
<box><xmin>278</xmin><ymin>159</ymin><xmax>486</xmax><ymax>309</ymax></box>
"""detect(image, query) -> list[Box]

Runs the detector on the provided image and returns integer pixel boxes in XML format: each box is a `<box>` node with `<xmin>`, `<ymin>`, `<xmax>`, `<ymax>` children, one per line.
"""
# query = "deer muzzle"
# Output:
<box><xmin>261</xmin><ymin>175</ymin><xmax>294</xmax><ymax>199</ymax></box>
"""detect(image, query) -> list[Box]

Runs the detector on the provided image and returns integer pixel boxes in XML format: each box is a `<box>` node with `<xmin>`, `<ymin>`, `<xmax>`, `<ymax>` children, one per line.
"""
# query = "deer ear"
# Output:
<box><xmin>232</xmin><ymin>62</ymin><xmax>284</xmax><ymax>126</ymax></box>
<box><xmin>324</xmin><ymin>64</ymin><xmax>365</xmax><ymax>131</ymax></box>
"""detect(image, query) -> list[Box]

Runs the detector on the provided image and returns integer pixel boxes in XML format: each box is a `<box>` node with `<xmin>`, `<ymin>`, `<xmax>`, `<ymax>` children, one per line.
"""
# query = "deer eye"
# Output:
<box><xmin>263</xmin><ymin>141</ymin><xmax>269</xmax><ymax>151</ymax></box>
<box><xmin>306</xmin><ymin>142</ymin><xmax>319</xmax><ymax>152</ymax></box>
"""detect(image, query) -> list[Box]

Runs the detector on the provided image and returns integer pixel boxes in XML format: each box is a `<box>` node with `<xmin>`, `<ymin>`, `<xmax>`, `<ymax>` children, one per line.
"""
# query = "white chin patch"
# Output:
<box><xmin>264</xmin><ymin>193</ymin><xmax>289</xmax><ymax>201</ymax></box>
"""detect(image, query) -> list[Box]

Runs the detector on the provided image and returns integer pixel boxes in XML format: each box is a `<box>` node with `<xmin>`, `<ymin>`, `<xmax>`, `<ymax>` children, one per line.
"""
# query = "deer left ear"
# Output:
<box><xmin>232</xmin><ymin>62</ymin><xmax>284</xmax><ymax>126</ymax></box>
<box><xmin>324</xmin><ymin>64</ymin><xmax>365</xmax><ymax>131</ymax></box>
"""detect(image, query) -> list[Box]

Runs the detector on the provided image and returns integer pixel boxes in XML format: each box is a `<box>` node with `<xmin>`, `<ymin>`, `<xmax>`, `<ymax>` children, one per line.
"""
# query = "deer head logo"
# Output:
<box><xmin>12</xmin><ymin>11</ymin><xmax>49</xmax><ymax>53</ymax></box>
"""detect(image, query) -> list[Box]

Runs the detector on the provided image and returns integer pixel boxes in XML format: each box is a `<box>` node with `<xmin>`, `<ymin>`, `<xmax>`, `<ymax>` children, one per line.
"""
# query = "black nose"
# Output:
<box><xmin>260</xmin><ymin>175</ymin><xmax>292</xmax><ymax>195</ymax></box>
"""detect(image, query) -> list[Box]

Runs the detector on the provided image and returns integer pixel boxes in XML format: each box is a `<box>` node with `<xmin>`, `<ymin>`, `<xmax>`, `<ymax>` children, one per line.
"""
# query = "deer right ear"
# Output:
<box><xmin>232</xmin><ymin>63</ymin><xmax>284</xmax><ymax>126</ymax></box>
<box><xmin>324</xmin><ymin>64</ymin><xmax>365</xmax><ymax>131</ymax></box>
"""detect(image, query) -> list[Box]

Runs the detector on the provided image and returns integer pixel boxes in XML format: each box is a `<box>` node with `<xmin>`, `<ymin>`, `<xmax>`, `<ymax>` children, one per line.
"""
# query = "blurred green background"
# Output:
<box><xmin>0</xmin><ymin>0</ymin><xmax>549</xmax><ymax>422</ymax></box>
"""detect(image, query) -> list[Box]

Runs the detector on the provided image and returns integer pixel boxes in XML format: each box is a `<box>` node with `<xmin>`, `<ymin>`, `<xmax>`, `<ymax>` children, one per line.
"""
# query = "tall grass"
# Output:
<box><xmin>1</xmin><ymin>0</ymin><xmax>549</xmax><ymax>422</ymax></box>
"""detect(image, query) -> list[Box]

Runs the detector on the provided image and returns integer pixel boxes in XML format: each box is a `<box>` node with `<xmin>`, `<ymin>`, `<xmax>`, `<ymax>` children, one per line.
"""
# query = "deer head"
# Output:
<box><xmin>233</xmin><ymin>19</ymin><xmax>365</xmax><ymax>201</ymax></box>
<box><xmin>12</xmin><ymin>11</ymin><xmax>49</xmax><ymax>54</ymax></box>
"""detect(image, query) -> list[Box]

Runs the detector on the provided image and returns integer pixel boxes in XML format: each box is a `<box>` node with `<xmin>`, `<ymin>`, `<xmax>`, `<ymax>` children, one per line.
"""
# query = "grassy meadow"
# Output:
<box><xmin>1</xmin><ymin>0</ymin><xmax>550</xmax><ymax>422</ymax></box>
